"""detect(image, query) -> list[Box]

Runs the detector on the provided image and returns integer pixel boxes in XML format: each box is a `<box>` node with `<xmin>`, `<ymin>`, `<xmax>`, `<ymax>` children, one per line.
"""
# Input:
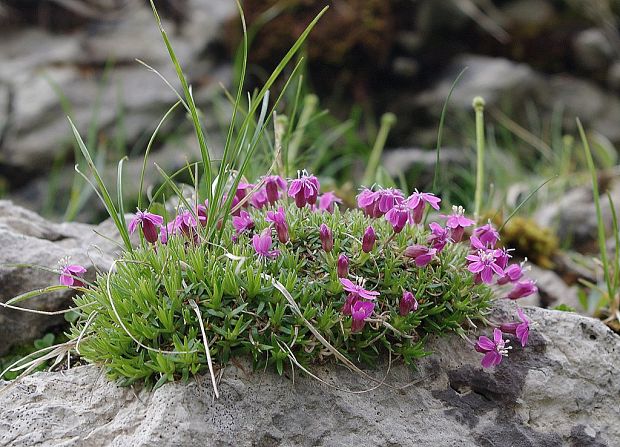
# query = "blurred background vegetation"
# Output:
<box><xmin>1</xmin><ymin>0</ymin><xmax>620</xmax><ymax>324</ymax></box>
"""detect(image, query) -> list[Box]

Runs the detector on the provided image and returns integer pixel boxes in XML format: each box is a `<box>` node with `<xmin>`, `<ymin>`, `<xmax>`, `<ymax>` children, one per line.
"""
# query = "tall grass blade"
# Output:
<box><xmin>577</xmin><ymin>118</ymin><xmax>613</xmax><ymax>303</ymax></box>
<box><xmin>68</xmin><ymin>118</ymin><xmax>132</xmax><ymax>251</ymax></box>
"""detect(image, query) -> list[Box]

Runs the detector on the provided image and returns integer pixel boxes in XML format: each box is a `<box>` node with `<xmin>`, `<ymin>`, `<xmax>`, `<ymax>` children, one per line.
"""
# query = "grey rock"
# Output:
<box><xmin>415</xmin><ymin>55</ymin><xmax>545</xmax><ymax>113</ymax></box>
<box><xmin>0</xmin><ymin>301</ymin><xmax>618</xmax><ymax>446</ymax></box>
<box><xmin>607</xmin><ymin>61</ymin><xmax>620</xmax><ymax>91</ymax></box>
<box><xmin>527</xmin><ymin>264</ymin><xmax>583</xmax><ymax>311</ymax></box>
<box><xmin>535</xmin><ymin>179</ymin><xmax>620</xmax><ymax>251</ymax></box>
<box><xmin>573</xmin><ymin>28</ymin><xmax>614</xmax><ymax>72</ymax></box>
<box><xmin>0</xmin><ymin>0</ymin><xmax>235</xmax><ymax>172</ymax></box>
<box><xmin>0</xmin><ymin>201</ymin><xmax>121</xmax><ymax>355</ymax></box>
<box><xmin>382</xmin><ymin>146</ymin><xmax>469</xmax><ymax>187</ymax></box>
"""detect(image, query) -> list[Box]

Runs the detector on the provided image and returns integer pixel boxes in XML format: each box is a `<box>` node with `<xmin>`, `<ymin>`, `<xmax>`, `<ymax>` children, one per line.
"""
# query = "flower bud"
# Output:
<box><xmin>399</xmin><ymin>290</ymin><xmax>418</xmax><ymax>316</ymax></box>
<box><xmin>507</xmin><ymin>280</ymin><xmax>537</xmax><ymax>300</ymax></box>
<box><xmin>362</xmin><ymin>226</ymin><xmax>376</xmax><ymax>253</ymax></box>
<box><xmin>320</xmin><ymin>223</ymin><xmax>333</xmax><ymax>252</ymax></box>
<box><xmin>337</xmin><ymin>253</ymin><xmax>349</xmax><ymax>278</ymax></box>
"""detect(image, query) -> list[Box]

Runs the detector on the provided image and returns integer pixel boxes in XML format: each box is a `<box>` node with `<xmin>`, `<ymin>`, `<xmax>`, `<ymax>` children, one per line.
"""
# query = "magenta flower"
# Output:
<box><xmin>337</xmin><ymin>254</ymin><xmax>349</xmax><ymax>278</ymax></box>
<box><xmin>128</xmin><ymin>209</ymin><xmax>164</xmax><ymax>244</ymax></box>
<box><xmin>232</xmin><ymin>210</ymin><xmax>254</xmax><ymax>235</ymax></box>
<box><xmin>376</xmin><ymin>188</ymin><xmax>405</xmax><ymax>214</ymax></box>
<box><xmin>473</xmin><ymin>222</ymin><xmax>500</xmax><ymax>247</ymax></box>
<box><xmin>351</xmin><ymin>301</ymin><xmax>375</xmax><ymax>332</ymax></box>
<box><xmin>442</xmin><ymin>205</ymin><xmax>475</xmax><ymax>242</ymax></box>
<box><xmin>340</xmin><ymin>278</ymin><xmax>380</xmax><ymax>300</ymax></box>
<box><xmin>497</xmin><ymin>263</ymin><xmax>524</xmax><ymax>285</ymax></box>
<box><xmin>404</xmin><ymin>244</ymin><xmax>437</xmax><ymax>267</ymax></box>
<box><xmin>288</xmin><ymin>172</ymin><xmax>320</xmax><ymax>208</ymax></box>
<box><xmin>250</xmin><ymin>187</ymin><xmax>269</xmax><ymax>209</ymax></box>
<box><xmin>507</xmin><ymin>280</ymin><xmax>537</xmax><ymax>300</ymax></box>
<box><xmin>427</xmin><ymin>222</ymin><xmax>451</xmax><ymax>252</ymax></box>
<box><xmin>385</xmin><ymin>203</ymin><xmax>411</xmax><ymax>233</ymax></box>
<box><xmin>174</xmin><ymin>210</ymin><xmax>199</xmax><ymax>241</ymax></box>
<box><xmin>159</xmin><ymin>221</ymin><xmax>177</xmax><ymax>244</ymax></box>
<box><xmin>357</xmin><ymin>188</ymin><xmax>381</xmax><ymax>217</ymax></box>
<box><xmin>235</xmin><ymin>182</ymin><xmax>253</xmax><ymax>204</ymax></box>
<box><xmin>475</xmin><ymin>328</ymin><xmax>510</xmax><ymax>368</ymax></box>
<box><xmin>407</xmin><ymin>190</ymin><xmax>441</xmax><ymax>224</ymax></box>
<box><xmin>319</xmin><ymin>224</ymin><xmax>334</xmax><ymax>252</ymax></box>
<box><xmin>266</xmin><ymin>206</ymin><xmax>289</xmax><ymax>243</ymax></box>
<box><xmin>196</xmin><ymin>202</ymin><xmax>208</xmax><ymax>225</ymax></box>
<box><xmin>494</xmin><ymin>247</ymin><xmax>512</xmax><ymax>270</ymax></box>
<box><xmin>399</xmin><ymin>290</ymin><xmax>418</xmax><ymax>316</ymax></box>
<box><xmin>59</xmin><ymin>262</ymin><xmax>87</xmax><ymax>287</ymax></box>
<box><xmin>466</xmin><ymin>248</ymin><xmax>505</xmax><ymax>284</ymax></box>
<box><xmin>362</xmin><ymin>226</ymin><xmax>376</xmax><ymax>253</ymax></box>
<box><xmin>317</xmin><ymin>191</ymin><xmax>342</xmax><ymax>213</ymax></box>
<box><xmin>252</xmin><ymin>228</ymin><xmax>280</xmax><ymax>259</ymax></box>
<box><xmin>500</xmin><ymin>308</ymin><xmax>530</xmax><ymax>347</ymax></box>
<box><xmin>262</xmin><ymin>175</ymin><xmax>287</xmax><ymax>205</ymax></box>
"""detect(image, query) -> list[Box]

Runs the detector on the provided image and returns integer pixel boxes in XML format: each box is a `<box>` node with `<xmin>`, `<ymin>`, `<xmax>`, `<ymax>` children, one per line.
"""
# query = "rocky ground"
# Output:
<box><xmin>0</xmin><ymin>300</ymin><xmax>618</xmax><ymax>446</ymax></box>
<box><xmin>0</xmin><ymin>201</ymin><xmax>618</xmax><ymax>446</ymax></box>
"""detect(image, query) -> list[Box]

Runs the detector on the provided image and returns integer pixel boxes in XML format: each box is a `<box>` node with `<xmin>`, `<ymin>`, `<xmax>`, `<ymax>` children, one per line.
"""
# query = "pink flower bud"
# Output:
<box><xmin>399</xmin><ymin>291</ymin><xmax>418</xmax><ymax>316</ymax></box>
<box><xmin>362</xmin><ymin>226</ymin><xmax>376</xmax><ymax>253</ymax></box>
<box><xmin>507</xmin><ymin>280</ymin><xmax>537</xmax><ymax>300</ymax></box>
<box><xmin>404</xmin><ymin>244</ymin><xmax>436</xmax><ymax>267</ymax></box>
<box><xmin>337</xmin><ymin>254</ymin><xmax>349</xmax><ymax>278</ymax></box>
<box><xmin>319</xmin><ymin>224</ymin><xmax>333</xmax><ymax>252</ymax></box>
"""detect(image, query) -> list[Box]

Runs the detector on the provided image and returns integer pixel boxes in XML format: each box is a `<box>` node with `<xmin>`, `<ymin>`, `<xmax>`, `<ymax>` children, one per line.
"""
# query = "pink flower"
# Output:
<box><xmin>385</xmin><ymin>203</ymin><xmax>411</xmax><ymax>233</ymax></box>
<box><xmin>427</xmin><ymin>222</ymin><xmax>451</xmax><ymax>252</ymax></box>
<box><xmin>497</xmin><ymin>263</ymin><xmax>524</xmax><ymax>285</ymax></box>
<box><xmin>252</xmin><ymin>228</ymin><xmax>280</xmax><ymax>259</ymax></box>
<box><xmin>500</xmin><ymin>308</ymin><xmax>530</xmax><ymax>347</ymax></box>
<box><xmin>59</xmin><ymin>262</ymin><xmax>87</xmax><ymax>287</ymax></box>
<box><xmin>174</xmin><ymin>210</ymin><xmax>199</xmax><ymax>242</ymax></box>
<box><xmin>494</xmin><ymin>247</ymin><xmax>512</xmax><ymax>270</ymax></box>
<box><xmin>407</xmin><ymin>190</ymin><xmax>441</xmax><ymax>224</ymax></box>
<box><xmin>235</xmin><ymin>182</ymin><xmax>253</xmax><ymax>204</ymax></box>
<box><xmin>404</xmin><ymin>244</ymin><xmax>437</xmax><ymax>267</ymax></box>
<box><xmin>362</xmin><ymin>226</ymin><xmax>376</xmax><ymax>253</ymax></box>
<box><xmin>266</xmin><ymin>206</ymin><xmax>289</xmax><ymax>243</ymax></box>
<box><xmin>159</xmin><ymin>221</ymin><xmax>176</xmax><ymax>244</ymax></box>
<box><xmin>316</xmin><ymin>191</ymin><xmax>342</xmax><ymax>213</ymax></box>
<box><xmin>376</xmin><ymin>188</ymin><xmax>405</xmax><ymax>214</ymax></box>
<box><xmin>196</xmin><ymin>202</ymin><xmax>208</xmax><ymax>225</ymax></box>
<box><xmin>288</xmin><ymin>172</ymin><xmax>320</xmax><ymax>208</ymax></box>
<box><xmin>507</xmin><ymin>280</ymin><xmax>537</xmax><ymax>300</ymax></box>
<box><xmin>262</xmin><ymin>175</ymin><xmax>287</xmax><ymax>205</ymax></box>
<box><xmin>232</xmin><ymin>210</ymin><xmax>254</xmax><ymax>235</ymax></box>
<box><xmin>351</xmin><ymin>301</ymin><xmax>375</xmax><ymax>332</ymax></box>
<box><xmin>319</xmin><ymin>224</ymin><xmax>334</xmax><ymax>252</ymax></box>
<box><xmin>442</xmin><ymin>205</ymin><xmax>475</xmax><ymax>242</ymax></box>
<box><xmin>250</xmin><ymin>187</ymin><xmax>269</xmax><ymax>209</ymax></box>
<box><xmin>466</xmin><ymin>248</ymin><xmax>505</xmax><ymax>284</ymax></box>
<box><xmin>357</xmin><ymin>188</ymin><xmax>381</xmax><ymax>217</ymax></box>
<box><xmin>337</xmin><ymin>254</ymin><xmax>349</xmax><ymax>278</ymax></box>
<box><xmin>475</xmin><ymin>328</ymin><xmax>510</xmax><ymax>368</ymax></box>
<box><xmin>128</xmin><ymin>209</ymin><xmax>164</xmax><ymax>244</ymax></box>
<box><xmin>473</xmin><ymin>222</ymin><xmax>500</xmax><ymax>247</ymax></box>
<box><xmin>339</xmin><ymin>278</ymin><xmax>380</xmax><ymax>300</ymax></box>
<box><xmin>399</xmin><ymin>291</ymin><xmax>418</xmax><ymax>316</ymax></box>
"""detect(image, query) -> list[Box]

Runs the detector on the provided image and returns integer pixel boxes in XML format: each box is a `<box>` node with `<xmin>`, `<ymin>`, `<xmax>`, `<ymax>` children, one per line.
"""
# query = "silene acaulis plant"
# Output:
<box><xmin>1</xmin><ymin>1</ymin><xmax>538</xmax><ymax>395</ymax></box>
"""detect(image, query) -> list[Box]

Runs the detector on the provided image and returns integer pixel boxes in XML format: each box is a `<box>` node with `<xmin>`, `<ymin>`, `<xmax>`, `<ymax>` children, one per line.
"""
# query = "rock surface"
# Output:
<box><xmin>1</xmin><ymin>301</ymin><xmax>618</xmax><ymax>446</ymax></box>
<box><xmin>0</xmin><ymin>201</ymin><xmax>120</xmax><ymax>355</ymax></box>
<box><xmin>0</xmin><ymin>0</ymin><xmax>234</xmax><ymax>176</ymax></box>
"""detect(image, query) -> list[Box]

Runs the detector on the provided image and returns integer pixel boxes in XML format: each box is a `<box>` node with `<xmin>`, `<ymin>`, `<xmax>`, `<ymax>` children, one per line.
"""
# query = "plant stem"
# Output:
<box><xmin>473</xmin><ymin>96</ymin><xmax>486</xmax><ymax>222</ymax></box>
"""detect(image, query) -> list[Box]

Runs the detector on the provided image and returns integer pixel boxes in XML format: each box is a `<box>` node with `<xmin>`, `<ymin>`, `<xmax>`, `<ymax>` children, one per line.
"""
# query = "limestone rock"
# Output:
<box><xmin>0</xmin><ymin>301</ymin><xmax>618</xmax><ymax>446</ymax></box>
<box><xmin>0</xmin><ymin>201</ymin><xmax>121</xmax><ymax>355</ymax></box>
